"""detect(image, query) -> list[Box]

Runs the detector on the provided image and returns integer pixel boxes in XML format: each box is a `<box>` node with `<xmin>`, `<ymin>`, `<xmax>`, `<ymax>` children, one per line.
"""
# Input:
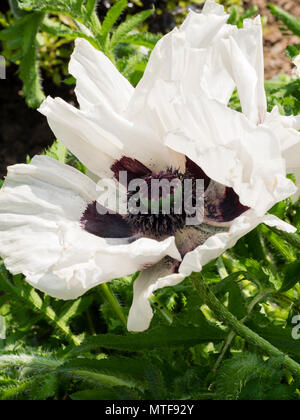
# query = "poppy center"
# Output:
<box><xmin>125</xmin><ymin>169</ymin><xmax>199</xmax><ymax>236</ymax></box>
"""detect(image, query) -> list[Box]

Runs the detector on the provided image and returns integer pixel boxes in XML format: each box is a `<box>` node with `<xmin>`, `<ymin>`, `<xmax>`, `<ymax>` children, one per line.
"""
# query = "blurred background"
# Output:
<box><xmin>0</xmin><ymin>0</ymin><xmax>299</xmax><ymax>177</ymax></box>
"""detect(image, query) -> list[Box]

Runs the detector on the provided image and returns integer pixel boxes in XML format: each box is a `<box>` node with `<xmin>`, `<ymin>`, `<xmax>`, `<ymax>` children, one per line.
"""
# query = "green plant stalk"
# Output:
<box><xmin>98</xmin><ymin>283</ymin><xmax>127</xmax><ymax>328</ymax></box>
<box><xmin>191</xmin><ymin>273</ymin><xmax>300</xmax><ymax>377</ymax></box>
<box><xmin>213</xmin><ymin>288</ymin><xmax>273</xmax><ymax>372</ymax></box>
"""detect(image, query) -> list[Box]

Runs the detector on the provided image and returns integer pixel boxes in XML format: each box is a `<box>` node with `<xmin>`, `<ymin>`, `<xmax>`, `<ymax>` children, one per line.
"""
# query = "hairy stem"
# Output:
<box><xmin>98</xmin><ymin>283</ymin><xmax>127</xmax><ymax>328</ymax></box>
<box><xmin>212</xmin><ymin>288</ymin><xmax>273</xmax><ymax>372</ymax></box>
<box><xmin>191</xmin><ymin>273</ymin><xmax>300</xmax><ymax>377</ymax></box>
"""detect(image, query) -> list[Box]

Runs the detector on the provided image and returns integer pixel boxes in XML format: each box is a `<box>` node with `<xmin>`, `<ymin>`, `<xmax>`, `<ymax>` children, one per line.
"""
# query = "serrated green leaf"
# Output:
<box><xmin>57</xmin><ymin>296</ymin><xmax>94</xmax><ymax>325</ymax></box>
<box><xmin>17</xmin><ymin>12</ymin><xmax>45</xmax><ymax>108</ymax></box>
<box><xmin>123</xmin><ymin>31</ymin><xmax>162</xmax><ymax>49</ymax></box>
<box><xmin>29</xmin><ymin>374</ymin><xmax>58</xmax><ymax>400</ymax></box>
<box><xmin>18</xmin><ymin>0</ymin><xmax>84</xmax><ymax>23</ymax></box>
<box><xmin>70</xmin><ymin>324</ymin><xmax>226</xmax><ymax>356</ymax></box>
<box><xmin>216</xmin><ymin>352</ymin><xmax>262</xmax><ymax>400</ymax></box>
<box><xmin>44</xmin><ymin>140</ymin><xmax>67</xmax><ymax>163</ymax></box>
<box><xmin>109</xmin><ymin>9</ymin><xmax>153</xmax><ymax>52</ymax></box>
<box><xmin>145</xmin><ymin>365</ymin><xmax>166</xmax><ymax>399</ymax></box>
<box><xmin>100</xmin><ymin>0</ymin><xmax>127</xmax><ymax>43</ymax></box>
<box><xmin>40</xmin><ymin>17</ymin><xmax>96</xmax><ymax>47</ymax></box>
<box><xmin>62</xmin><ymin>356</ymin><xmax>149</xmax><ymax>380</ymax></box>
<box><xmin>86</xmin><ymin>0</ymin><xmax>98</xmax><ymax>17</ymax></box>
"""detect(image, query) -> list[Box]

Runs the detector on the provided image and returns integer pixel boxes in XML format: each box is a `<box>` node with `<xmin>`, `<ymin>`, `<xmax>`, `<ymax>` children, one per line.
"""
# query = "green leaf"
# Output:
<box><xmin>57</xmin><ymin>296</ymin><xmax>94</xmax><ymax>325</ymax></box>
<box><xmin>9</xmin><ymin>0</ymin><xmax>28</xmax><ymax>18</ymax></box>
<box><xmin>228</xmin><ymin>282</ymin><xmax>247</xmax><ymax>320</ymax></box>
<box><xmin>109</xmin><ymin>9</ymin><xmax>153</xmax><ymax>52</ymax></box>
<box><xmin>0</xmin><ymin>377</ymin><xmax>38</xmax><ymax>400</ymax></box>
<box><xmin>216</xmin><ymin>352</ymin><xmax>262</xmax><ymax>400</ymax></box>
<box><xmin>86</xmin><ymin>0</ymin><xmax>98</xmax><ymax>17</ymax></box>
<box><xmin>60</xmin><ymin>368</ymin><xmax>137</xmax><ymax>388</ymax></box>
<box><xmin>286</xmin><ymin>45</ymin><xmax>300</xmax><ymax>61</ymax></box>
<box><xmin>119</xmin><ymin>53</ymin><xmax>146</xmax><ymax>79</ymax></box>
<box><xmin>280</xmin><ymin>262</ymin><xmax>300</xmax><ymax>292</ymax></box>
<box><xmin>266</xmin><ymin>226</ymin><xmax>300</xmax><ymax>251</ymax></box>
<box><xmin>249</xmin><ymin>319</ymin><xmax>300</xmax><ymax>359</ymax></box>
<box><xmin>40</xmin><ymin>17</ymin><xmax>96</xmax><ymax>46</ymax></box>
<box><xmin>268</xmin><ymin>4</ymin><xmax>300</xmax><ymax>37</ymax></box>
<box><xmin>100</xmin><ymin>0</ymin><xmax>127</xmax><ymax>44</ymax></box>
<box><xmin>145</xmin><ymin>365</ymin><xmax>166</xmax><ymax>399</ymax></box>
<box><xmin>29</xmin><ymin>374</ymin><xmax>58</xmax><ymax>400</ymax></box>
<box><xmin>123</xmin><ymin>31</ymin><xmax>162</xmax><ymax>49</ymax></box>
<box><xmin>70</xmin><ymin>325</ymin><xmax>226</xmax><ymax>356</ymax></box>
<box><xmin>18</xmin><ymin>12</ymin><xmax>45</xmax><ymax>108</ymax></box>
<box><xmin>0</xmin><ymin>14</ymin><xmax>33</xmax><ymax>41</ymax></box>
<box><xmin>61</xmin><ymin>356</ymin><xmax>149</xmax><ymax>380</ymax></box>
<box><xmin>18</xmin><ymin>0</ymin><xmax>84</xmax><ymax>23</ymax></box>
<box><xmin>44</xmin><ymin>140</ymin><xmax>67</xmax><ymax>163</ymax></box>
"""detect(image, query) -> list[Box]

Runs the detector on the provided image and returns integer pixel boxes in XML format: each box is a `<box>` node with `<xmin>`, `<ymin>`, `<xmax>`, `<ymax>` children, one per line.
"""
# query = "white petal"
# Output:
<box><xmin>127</xmin><ymin>259</ymin><xmax>185</xmax><ymax>332</ymax></box>
<box><xmin>128</xmin><ymin>0</ymin><xmax>266</xmax><ymax>125</ymax></box>
<box><xmin>153</xmin><ymin>83</ymin><xmax>296</xmax><ymax>215</ymax></box>
<box><xmin>127</xmin><ymin>2</ymin><xmax>229</xmax><ymax>117</ymax></box>
<box><xmin>69</xmin><ymin>38</ymin><xmax>134</xmax><ymax>113</ymax></box>
<box><xmin>0</xmin><ymin>156</ymin><xmax>181</xmax><ymax>300</ymax></box>
<box><xmin>39</xmin><ymin>95</ymin><xmax>175</xmax><ymax>176</ymax></box>
<box><xmin>39</xmin><ymin>97</ymin><xmax>122</xmax><ymax>178</ymax></box>
<box><xmin>178</xmin><ymin>211</ymin><xmax>296</xmax><ymax>279</ymax></box>
<box><xmin>263</xmin><ymin>214</ymin><xmax>297</xmax><ymax>233</ymax></box>
<box><xmin>217</xmin><ymin>17</ymin><xmax>266</xmax><ymax>124</ymax></box>
<box><xmin>264</xmin><ymin>107</ymin><xmax>300</xmax><ymax>195</ymax></box>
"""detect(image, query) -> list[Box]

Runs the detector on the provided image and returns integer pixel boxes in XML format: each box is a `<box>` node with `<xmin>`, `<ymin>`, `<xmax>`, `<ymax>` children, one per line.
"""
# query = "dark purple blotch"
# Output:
<box><xmin>111</xmin><ymin>156</ymin><xmax>151</xmax><ymax>186</ymax></box>
<box><xmin>81</xmin><ymin>202</ymin><xmax>134</xmax><ymax>239</ymax></box>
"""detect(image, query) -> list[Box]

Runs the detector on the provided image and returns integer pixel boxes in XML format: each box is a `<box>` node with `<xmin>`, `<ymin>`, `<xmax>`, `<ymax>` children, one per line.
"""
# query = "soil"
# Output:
<box><xmin>245</xmin><ymin>0</ymin><xmax>300</xmax><ymax>79</ymax></box>
<box><xmin>0</xmin><ymin>0</ymin><xmax>299</xmax><ymax>177</ymax></box>
<box><xmin>0</xmin><ymin>67</ymin><xmax>75</xmax><ymax>177</ymax></box>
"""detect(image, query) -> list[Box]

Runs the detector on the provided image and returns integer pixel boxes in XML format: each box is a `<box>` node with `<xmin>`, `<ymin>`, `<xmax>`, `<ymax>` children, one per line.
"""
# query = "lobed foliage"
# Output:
<box><xmin>0</xmin><ymin>0</ymin><xmax>300</xmax><ymax>400</ymax></box>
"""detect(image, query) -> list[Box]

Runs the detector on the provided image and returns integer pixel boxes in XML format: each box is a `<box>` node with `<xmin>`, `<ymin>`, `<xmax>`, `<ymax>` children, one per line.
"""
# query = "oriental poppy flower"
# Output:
<box><xmin>0</xmin><ymin>0</ymin><xmax>299</xmax><ymax>332</ymax></box>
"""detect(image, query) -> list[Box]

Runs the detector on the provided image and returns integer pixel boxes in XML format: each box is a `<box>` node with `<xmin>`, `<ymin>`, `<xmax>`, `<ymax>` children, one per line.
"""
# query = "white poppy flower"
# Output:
<box><xmin>0</xmin><ymin>0</ymin><xmax>299</xmax><ymax>332</ymax></box>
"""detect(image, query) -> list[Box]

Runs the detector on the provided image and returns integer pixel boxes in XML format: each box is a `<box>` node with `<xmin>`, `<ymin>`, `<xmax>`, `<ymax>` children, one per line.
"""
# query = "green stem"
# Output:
<box><xmin>212</xmin><ymin>288</ymin><xmax>273</xmax><ymax>372</ymax></box>
<box><xmin>98</xmin><ymin>283</ymin><xmax>127</xmax><ymax>328</ymax></box>
<box><xmin>191</xmin><ymin>273</ymin><xmax>300</xmax><ymax>377</ymax></box>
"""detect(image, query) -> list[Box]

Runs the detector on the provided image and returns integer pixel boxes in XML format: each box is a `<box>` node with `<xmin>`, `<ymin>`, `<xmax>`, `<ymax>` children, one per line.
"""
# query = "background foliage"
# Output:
<box><xmin>0</xmin><ymin>0</ymin><xmax>300</xmax><ymax>400</ymax></box>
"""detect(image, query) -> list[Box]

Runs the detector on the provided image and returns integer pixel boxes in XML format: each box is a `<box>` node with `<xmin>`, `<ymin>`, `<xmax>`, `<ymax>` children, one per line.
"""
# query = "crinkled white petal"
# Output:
<box><xmin>39</xmin><ymin>95</ymin><xmax>177</xmax><ymax>176</ymax></box>
<box><xmin>39</xmin><ymin>97</ymin><xmax>122</xmax><ymax>178</ymax></box>
<box><xmin>264</xmin><ymin>107</ymin><xmax>300</xmax><ymax>194</ymax></box>
<box><xmin>127</xmin><ymin>260</ymin><xmax>185</xmax><ymax>332</ymax></box>
<box><xmin>38</xmin><ymin>0</ymin><xmax>268</xmax><ymax>177</ymax></box>
<box><xmin>151</xmin><ymin>82</ymin><xmax>296</xmax><ymax>215</ymax></box>
<box><xmin>69</xmin><ymin>38</ymin><xmax>134</xmax><ymax>113</ymax></box>
<box><xmin>46</xmin><ymin>35</ymin><xmax>184</xmax><ymax>174</ymax></box>
<box><xmin>0</xmin><ymin>156</ymin><xmax>181</xmax><ymax>300</ymax></box>
<box><xmin>127</xmin><ymin>0</ymin><xmax>266</xmax><ymax>125</ymax></box>
<box><xmin>216</xmin><ymin>16</ymin><xmax>266</xmax><ymax>124</ymax></box>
